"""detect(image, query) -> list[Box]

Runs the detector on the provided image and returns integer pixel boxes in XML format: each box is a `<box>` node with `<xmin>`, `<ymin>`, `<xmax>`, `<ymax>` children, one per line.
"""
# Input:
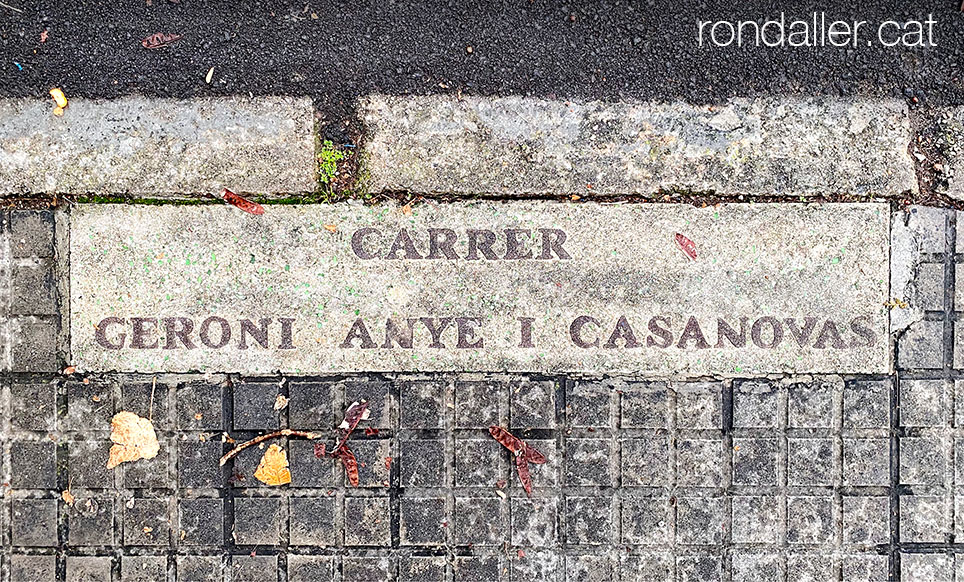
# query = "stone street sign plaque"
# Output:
<box><xmin>70</xmin><ymin>202</ymin><xmax>890</xmax><ymax>376</ymax></box>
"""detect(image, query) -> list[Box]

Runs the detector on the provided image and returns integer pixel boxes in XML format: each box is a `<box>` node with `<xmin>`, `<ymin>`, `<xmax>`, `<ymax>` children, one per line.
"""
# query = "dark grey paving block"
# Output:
<box><xmin>232</xmin><ymin>381</ymin><xmax>281</xmax><ymax>430</ymax></box>
<box><xmin>454</xmin><ymin>439</ymin><xmax>501</xmax><ymax>488</ymax></box>
<box><xmin>842</xmin><ymin>496</ymin><xmax>889</xmax><ymax>545</ymax></box>
<box><xmin>841</xmin><ymin>554</ymin><xmax>889</xmax><ymax>582</ymax></box>
<box><xmin>233</xmin><ymin>497</ymin><xmax>282</xmax><ymax>545</ymax></box>
<box><xmin>621</xmin><ymin>438</ymin><xmax>670</xmax><ymax>487</ymax></box>
<box><xmin>730</xmin><ymin>551</ymin><xmax>785</xmax><ymax>582</ymax></box>
<box><xmin>453</xmin><ymin>556</ymin><xmax>500</xmax><ymax>582</ymax></box>
<box><xmin>619</xmin><ymin>382</ymin><xmax>668</xmax><ymax>428</ymax></box>
<box><xmin>454</xmin><ymin>381</ymin><xmax>501</xmax><ymax>428</ymax></box>
<box><xmin>289</xmin><ymin>497</ymin><xmax>336</xmax><ymax>546</ymax></box>
<box><xmin>400</xmin><ymin>439</ymin><xmax>445</xmax><ymax>488</ymax></box>
<box><xmin>400</xmin><ymin>556</ymin><xmax>446</xmax><ymax>582</ymax></box>
<box><xmin>899</xmin><ymin>379</ymin><xmax>946</xmax><ymax>427</ymax></box>
<box><xmin>511</xmin><ymin>548</ymin><xmax>558</xmax><ymax>582</ymax></box>
<box><xmin>621</xmin><ymin>498</ymin><xmax>670</xmax><ymax>545</ymax></box>
<box><xmin>732</xmin><ymin>380</ymin><xmax>779</xmax><ymax>428</ymax></box>
<box><xmin>287</xmin><ymin>555</ymin><xmax>334</xmax><ymax>582</ymax></box>
<box><xmin>178</xmin><ymin>556</ymin><xmax>224</xmax><ymax>582</ymax></box>
<box><xmin>399</xmin><ymin>497</ymin><xmax>446</xmax><ymax>546</ymax></box>
<box><xmin>123</xmin><ymin>498</ymin><xmax>171</xmax><ymax>546</ymax></box>
<box><xmin>732</xmin><ymin>438</ymin><xmax>778</xmax><ymax>486</ymax></box>
<box><xmin>63</xmin><ymin>380</ymin><xmax>112</xmax><ymax>432</ymax></box>
<box><xmin>565</xmin><ymin>438</ymin><xmax>613</xmax><ymax>487</ymax></box>
<box><xmin>676</xmin><ymin>555</ymin><xmax>722</xmax><ymax>582</ymax></box>
<box><xmin>898</xmin><ymin>320</ymin><xmax>944</xmax><ymax>370</ymax></box>
<box><xmin>566</xmin><ymin>555</ymin><xmax>613</xmax><ymax>582</ymax></box>
<box><xmin>675</xmin><ymin>383</ymin><xmax>722</xmax><ymax>429</ymax></box>
<box><xmin>124</xmin><ymin>444</ymin><xmax>173</xmax><ymax>489</ymax></box>
<box><xmin>453</xmin><ymin>497</ymin><xmax>503</xmax><ymax>546</ymax></box>
<box><xmin>10</xmin><ymin>381</ymin><xmax>57</xmax><ymax>431</ymax></box>
<box><xmin>288</xmin><ymin>440</ymin><xmax>336</xmax><ymax>488</ymax></box>
<box><xmin>10</xmin><ymin>319</ymin><xmax>59</xmax><ymax>372</ymax></box>
<box><xmin>11</xmin><ymin>499</ymin><xmax>57</xmax><ymax>547</ymax></box>
<box><xmin>731</xmin><ymin>496</ymin><xmax>781</xmax><ymax>544</ymax></box>
<box><xmin>121</xmin><ymin>556</ymin><xmax>168</xmax><ymax>582</ymax></box>
<box><xmin>66</xmin><ymin>556</ymin><xmax>112</xmax><ymax>582</ymax></box>
<box><xmin>900</xmin><ymin>495</ymin><xmax>948</xmax><ymax>543</ymax></box>
<box><xmin>676</xmin><ymin>497</ymin><xmax>725</xmax><ymax>545</ymax></box>
<box><xmin>900</xmin><ymin>436</ymin><xmax>947</xmax><ymax>486</ymax></box>
<box><xmin>11</xmin><ymin>260</ymin><xmax>57</xmax><ymax>315</ymax></box>
<box><xmin>787</xmin><ymin>380</ymin><xmax>835</xmax><ymax>429</ymax></box>
<box><xmin>176</xmin><ymin>381</ymin><xmax>224</xmax><ymax>430</ymax></box>
<box><xmin>10</xmin><ymin>210</ymin><xmax>54</xmax><ymax>258</ymax></box>
<box><xmin>343</xmin><ymin>556</ymin><xmax>394</xmax><ymax>582</ymax></box>
<box><xmin>619</xmin><ymin>553</ymin><xmax>673</xmax><ymax>582</ymax></box>
<box><xmin>788</xmin><ymin>438</ymin><xmax>834</xmax><ymax>486</ymax></box>
<box><xmin>232</xmin><ymin>555</ymin><xmax>278</xmax><ymax>582</ymax></box>
<box><xmin>400</xmin><ymin>381</ymin><xmax>445</xmax><ymax>428</ymax></box>
<box><xmin>787</xmin><ymin>496</ymin><xmax>835</xmax><ymax>544</ymax></box>
<box><xmin>10</xmin><ymin>441</ymin><xmax>57</xmax><ymax>489</ymax></box>
<box><xmin>287</xmin><ymin>380</ymin><xmax>334</xmax><ymax>430</ymax></box>
<box><xmin>348</xmin><ymin>439</ymin><xmax>391</xmax><ymax>488</ymax></box>
<box><xmin>344</xmin><ymin>496</ymin><xmax>391</xmax><ymax>546</ymax></box>
<box><xmin>11</xmin><ymin>554</ymin><xmax>56</xmax><ymax>582</ymax></box>
<box><xmin>68</xmin><ymin>440</ymin><xmax>114</xmax><ymax>488</ymax></box>
<box><xmin>510</xmin><ymin>381</ymin><xmax>556</xmax><ymax>429</ymax></box>
<box><xmin>843</xmin><ymin>380</ymin><xmax>891</xmax><ymax>429</ymax></box>
<box><xmin>787</xmin><ymin>554</ymin><xmax>834</xmax><ymax>582</ymax></box>
<box><xmin>566</xmin><ymin>381</ymin><xmax>611</xmax><ymax>428</ymax></box>
<box><xmin>902</xmin><ymin>553</ymin><xmax>953</xmax><ymax>582</ymax></box>
<box><xmin>345</xmin><ymin>381</ymin><xmax>392</xmax><ymax>429</ymax></box>
<box><xmin>676</xmin><ymin>439</ymin><xmax>724</xmax><ymax>488</ymax></box>
<box><xmin>843</xmin><ymin>438</ymin><xmax>890</xmax><ymax>486</ymax></box>
<box><xmin>67</xmin><ymin>497</ymin><xmax>114</xmax><ymax>546</ymax></box>
<box><xmin>178</xmin><ymin>498</ymin><xmax>224</xmax><ymax>546</ymax></box>
<box><xmin>119</xmin><ymin>381</ymin><xmax>172</xmax><ymax>430</ymax></box>
<box><xmin>177</xmin><ymin>440</ymin><xmax>225</xmax><ymax>489</ymax></box>
<box><xmin>566</xmin><ymin>496</ymin><xmax>614</xmax><ymax>545</ymax></box>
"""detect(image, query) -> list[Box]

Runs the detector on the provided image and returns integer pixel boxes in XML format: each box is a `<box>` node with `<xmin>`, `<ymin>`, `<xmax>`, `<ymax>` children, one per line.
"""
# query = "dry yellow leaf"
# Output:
<box><xmin>254</xmin><ymin>444</ymin><xmax>291</xmax><ymax>486</ymax></box>
<box><xmin>273</xmin><ymin>394</ymin><xmax>289</xmax><ymax>410</ymax></box>
<box><xmin>62</xmin><ymin>489</ymin><xmax>75</xmax><ymax>506</ymax></box>
<box><xmin>107</xmin><ymin>411</ymin><xmax>160</xmax><ymax>469</ymax></box>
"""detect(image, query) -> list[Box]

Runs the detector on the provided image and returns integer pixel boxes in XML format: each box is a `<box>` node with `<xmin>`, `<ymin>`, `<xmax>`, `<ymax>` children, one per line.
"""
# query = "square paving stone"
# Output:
<box><xmin>400</xmin><ymin>556</ymin><xmax>446</xmax><ymax>581</ymax></box>
<box><xmin>731</xmin><ymin>496</ymin><xmax>781</xmax><ymax>544</ymax></box>
<box><xmin>345</xmin><ymin>380</ymin><xmax>392</xmax><ymax>428</ymax></box>
<box><xmin>621</xmin><ymin>438</ymin><xmax>670</xmax><ymax>486</ymax></box>
<box><xmin>455</xmin><ymin>438</ymin><xmax>501</xmax><ymax>488</ymax></box>
<box><xmin>119</xmin><ymin>381</ymin><xmax>172</xmax><ymax>430</ymax></box>
<box><xmin>566</xmin><ymin>496</ymin><xmax>613</xmax><ymax>545</ymax></box>
<box><xmin>787</xmin><ymin>554</ymin><xmax>834</xmax><ymax>582</ymax></box>
<box><xmin>232</xmin><ymin>555</ymin><xmax>277</xmax><ymax>582</ymax></box>
<box><xmin>11</xmin><ymin>210</ymin><xmax>54</xmax><ymax>257</ymax></box>
<box><xmin>343</xmin><ymin>556</ymin><xmax>394</xmax><ymax>581</ymax></box>
<box><xmin>621</xmin><ymin>498</ymin><xmax>670</xmax><ymax>545</ymax></box>
<box><xmin>124</xmin><ymin>444</ymin><xmax>173</xmax><ymax>489</ymax></box>
<box><xmin>566</xmin><ymin>381</ymin><xmax>612</xmax><ymax>428</ymax></box>
<box><xmin>178</xmin><ymin>556</ymin><xmax>224</xmax><ymax>582</ymax></box>
<box><xmin>903</xmin><ymin>553</ymin><xmax>953</xmax><ymax>582</ymax></box>
<box><xmin>900</xmin><ymin>320</ymin><xmax>944</xmax><ymax>369</ymax></box>
<box><xmin>454</xmin><ymin>497</ymin><xmax>503</xmax><ymax>545</ymax></box>
<box><xmin>511</xmin><ymin>497</ymin><xmax>558</xmax><ymax>547</ymax></box>
<box><xmin>509</xmin><ymin>438</ymin><xmax>557</xmax><ymax>491</ymax></box>
<box><xmin>733</xmin><ymin>380</ymin><xmax>779</xmax><ymax>428</ymax></box>
<box><xmin>915</xmin><ymin>262</ymin><xmax>945</xmax><ymax>311</ymax></box>
<box><xmin>289</xmin><ymin>497</ymin><xmax>335</xmax><ymax>546</ymax></box>
<box><xmin>843</xmin><ymin>438</ymin><xmax>890</xmax><ymax>486</ymax></box>
<box><xmin>288</xmin><ymin>439</ymin><xmax>336</xmax><ymax>488</ymax></box>
<box><xmin>400</xmin><ymin>439</ymin><xmax>445</xmax><ymax>488</ymax></box>
<box><xmin>123</xmin><ymin>498</ymin><xmax>171</xmax><ymax>546</ymax></box>
<box><xmin>900</xmin><ymin>437</ymin><xmax>947</xmax><ymax>485</ymax></box>
<box><xmin>344</xmin><ymin>496</ymin><xmax>391</xmax><ymax>546</ymax></box>
<box><xmin>400</xmin><ymin>497</ymin><xmax>446</xmax><ymax>545</ymax></box>
<box><xmin>176</xmin><ymin>381</ymin><xmax>224</xmax><ymax>430</ymax></box>
<box><xmin>233</xmin><ymin>443</ymin><xmax>284</xmax><ymax>489</ymax></box>
<box><xmin>787</xmin><ymin>380</ymin><xmax>835</xmax><ymax>428</ymax></box>
<box><xmin>675</xmin><ymin>382</ymin><xmax>722</xmax><ymax>429</ymax></box>
<box><xmin>233</xmin><ymin>497</ymin><xmax>282</xmax><ymax>545</ymax></box>
<box><xmin>232</xmin><ymin>381</ymin><xmax>281</xmax><ymax>430</ymax></box>
<box><xmin>841</xmin><ymin>554</ymin><xmax>889</xmax><ymax>582</ymax></box>
<box><xmin>900</xmin><ymin>496</ymin><xmax>948</xmax><ymax>543</ymax></box>
<box><xmin>68</xmin><ymin>497</ymin><xmax>114</xmax><ymax>546</ymax></box>
<box><xmin>787</xmin><ymin>496</ymin><xmax>835</xmax><ymax>544</ymax></box>
<box><xmin>178</xmin><ymin>439</ymin><xmax>225</xmax><ymax>488</ymax></box>
<box><xmin>676</xmin><ymin>555</ymin><xmax>722</xmax><ymax>582</ymax></box>
<box><xmin>122</xmin><ymin>556</ymin><xmax>168</xmax><ymax>582</ymax></box>
<box><xmin>619</xmin><ymin>382</ymin><xmax>668</xmax><ymax>428</ymax></box>
<box><xmin>287</xmin><ymin>381</ymin><xmax>334</xmax><ymax>429</ymax></box>
<box><xmin>731</xmin><ymin>551</ymin><xmax>785</xmax><ymax>582</ymax></box>
<box><xmin>400</xmin><ymin>381</ymin><xmax>445</xmax><ymax>428</ymax></box>
<box><xmin>566</xmin><ymin>555</ymin><xmax>613</xmax><ymax>582</ymax></box>
<box><xmin>565</xmin><ymin>438</ymin><xmax>613</xmax><ymax>487</ymax></box>
<box><xmin>732</xmin><ymin>438</ymin><xmax>778</xmax><ymax>486</ymax></box>
<box><xmin>511</xmin><ymin>381</ymin><xmax>556</xmax><ymax>428</ymax></box>
<box><xmin>788</xmin><ymin>438</ymin><xmax>834</xmax><ymax>486</ymax></box>
<box><xmin>511</xmin><ymin>549</ymin><xmax>558</xmax><ymax>582</ymax></box>
<box><xmin>454</xmin><ymin>381</ymin><xmax>500</xmax><ymax>428</ymax></box>
<box><xmin>842</xmin><ymin>496</ymin><xmax>890</xmax><ymax>545</ymax></box>
<box><xmin>10</xmin><ymin>381</ymin><xmax>57</xmax><ymax>431</ymax></box>
<box><xmin>619</xmin><ymin>552</ymin><xmax>673</xmax><ymax>582</ymax></box>
<box><xmin>11</xmin><ymin>554</ymin><xmax>56</xmax><ymax>582</ymax></box>
<box><xmin>66</xmin><ymin>556</ymin><xmax>112</xmax><ymax>582</ymax></box>
<box><xmin>955</xmin><ymin>381</ymin><xmax>964</xmax><ymax>427</ymax></box>
<box><xmin>843</xmin><ymin>380</ymin><xmax>891</xmax><ymax>428</ymax></box>
<box><xmin>676</xmin><ymin>497</ymin><xmax>725</xmax><ymax>545</ymax></box>
<box><xmin>11</xmin><ymin>441</ymin><xmax>57</xmax><ymax>489</ymax></box>
<box><xmin>349</xmin><ymin>439</ymin><xmax>392</xmax><ymax>488</ymax></box>
<box><xmin>287</xmin><ymin>555</ymin><xmax>334</xmax><ymax>582</ymax></box>
<box><xmin>64</xmin><ymin>381</ymin><xmax>112</xmax><ymax>432</ymax></box>
<box><xmin>453</xmin><ymin>556</ymin><xmax>500</xmax><ymax>581</ymax></box>
<box><xmin>900</xmin><ymin>379</ymin><xmax>946</xmax><ymax>427</ymax></box>
<box><xmin>10</xmin><ymin>319</ymin><xmax>58</xmax><ymax>372</ymax></box>
<box><xmin>11</xmin><ymin>261</ymin><xmax>57</xmax><ymax>315</ymax></box>
<box><xmin>178</xmin><ymin>498</ymin><xmax>224</xmax><ymax>546</ymax></box>
<box><xmin>68</xmin><ymin>440</ymin><xmax>114</xmax><ymax>488</ymax></box>
<box><xmin>676</xmin><ymin>438</ymin><xmax>724</xmax><ymax>488</ymax></box>
<box><xmin>11</xmin><ymin>499</ymin><xmax>57</xmax><ymax>546</ymax></box>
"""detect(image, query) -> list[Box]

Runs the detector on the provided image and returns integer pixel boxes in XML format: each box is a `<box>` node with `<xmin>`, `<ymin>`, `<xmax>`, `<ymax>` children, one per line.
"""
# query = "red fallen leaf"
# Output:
<box><xmin>141</xmin><ymin>32</ymin><xmax>182</xmax><ymax>49</ymax></box>
<box><xmin>488</xmin><ymin>426</ymin><xmax>525</xmax><ymax>456</ymax></box>
<box><xmin>489</xmin><ymin>426</ymin><xmax>547</xmax><ymax>496</ymax></box>
<box><xmin>221</xmin><ymin>188</ymin><xmax>265</xmax><ymax>215</ymax></box>
<box><xmin>332</xmin><ymin>447</ymin><xmax>359</xmax><ymax>487</ymax></box>
<box><xmin>313</xmin><ymin>443</ymin><xmax>326</xmax><ymax>459</ymax></box>
<box><xmin>364</xmin><ymin>427</ymin><xmax>379</xmax><ymax>436</ymax></box>
<box><xmin>525</xmin><ymin>447</ymin><xmax>547</xmax><ymax>465</ymax></box>
<box><xmin>675</xmin><ymin>232</ymin><xmax>697</xmax><ymax>261</ymax></box>
<box><xmin>516</xmin><ymin>454</ymin><xmax>534</xmax><ymax>495</ymax></box>
<box><xmin>384</xmin><ymin>456</ymin><xmax>392</xmax><ymax>471</ymax></box>
<box><xmin>334</xmin><ymin>400</ymin><xmax>369</xmax><ymax>449</ymax></box>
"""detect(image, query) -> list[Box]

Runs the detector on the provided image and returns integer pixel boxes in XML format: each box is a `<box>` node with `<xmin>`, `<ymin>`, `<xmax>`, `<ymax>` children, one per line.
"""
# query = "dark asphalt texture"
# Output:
<box><xmin>0</xmin><ymin>1</ymin><xmax>963</xmax><ymax>129</ymax></box>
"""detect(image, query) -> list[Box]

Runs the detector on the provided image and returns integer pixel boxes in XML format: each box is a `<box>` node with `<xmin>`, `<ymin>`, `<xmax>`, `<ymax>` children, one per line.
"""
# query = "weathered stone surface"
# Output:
<box><xmin>70</xmin><ymin>202</ymin><xmax>889</xmax><ymax>375</ymax></box>
<box><xmin>0</xmin><ymin>97</ymin><xmax>315</xmax><ymax>196</ymax></box>
<box><xmin>360</xmin><ymin>95</ymin><xmax>916</xmax><ymax>197</ymax></box>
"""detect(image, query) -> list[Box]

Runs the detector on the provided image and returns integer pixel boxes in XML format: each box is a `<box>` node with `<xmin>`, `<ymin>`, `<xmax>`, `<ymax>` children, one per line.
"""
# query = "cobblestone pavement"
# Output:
<box><xmin>0</xmin><ymin>203</ymin><xmax>961</xmax><ymax>582</ymax></box>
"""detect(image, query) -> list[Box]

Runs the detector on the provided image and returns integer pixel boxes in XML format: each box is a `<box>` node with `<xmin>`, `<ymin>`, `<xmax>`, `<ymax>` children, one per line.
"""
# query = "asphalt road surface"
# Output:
<box><xmin>1</xmin><ymin>1</ymin><xmax>963</xmax><ymax>122</ymax></box>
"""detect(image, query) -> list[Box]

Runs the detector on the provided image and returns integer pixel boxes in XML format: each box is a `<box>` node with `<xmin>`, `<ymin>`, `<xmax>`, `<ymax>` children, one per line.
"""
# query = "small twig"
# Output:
<box><xmin>219</xmin><ymin>429</ymin><xmax>319</xmax><ymax>466</ymax></box>
<box><xmin>0</xmin><ymin>1</ymin><xmax>23</xmax><ymax>13</ymax></box>
<box><xmin>148</xmin><ymin>376</ymin><xmax>157</xmax><ymax>422</ymax></box>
